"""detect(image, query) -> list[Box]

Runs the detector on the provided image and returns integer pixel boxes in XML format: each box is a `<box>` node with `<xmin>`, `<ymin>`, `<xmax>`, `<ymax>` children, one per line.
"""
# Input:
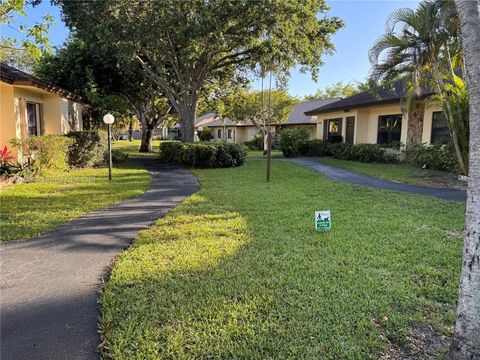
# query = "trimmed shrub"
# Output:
<box><xmin>66</xmin><ymin>130</ymin><xmax>107</xmax><ymax>168</ymax></box>
<box><xmin>111</xmin><ymin>149</ymin><xmax>129</xmax><ymax>163</ymax></box>
<box><xmin>244</xmin><ymin>135</ymin><xmax>263</xmax><ymax>150</ymax></box>
<box><xmin>350</xmin><ymin>144</ymin><xmax>385</xmax><ymax>163</ymax></box>
<box><xmin>159</xmin><ymin>141</ymin><xmax>247</xmax><ymax>168</ymax></box>
<box><xmin>279</xmin><ymin>128</ymin><xmax>310</xmax><ymax>157</ymax></box>
<box><xmin>10</xmin><ymin>135</ymin><xmax>73</xmax><ymax>172</ymax></box>
<box><xmin>404</xmin><ymin>143</ymin><xmax>458</xmax><ymax>172</ymax></box>
<box><xmin>299</xmin><ymin>140</ymin><xmax>330</xmax><ymax>157</ymax></box>
<box><xmin>327</xmin><ymin>143</ymin><xmax>353</xmax><ymax>160</ymax></box>
<box><xmin>326</xmin><ymin>143</ymin><xmax>399</xmax><ymax>163</ymax></box>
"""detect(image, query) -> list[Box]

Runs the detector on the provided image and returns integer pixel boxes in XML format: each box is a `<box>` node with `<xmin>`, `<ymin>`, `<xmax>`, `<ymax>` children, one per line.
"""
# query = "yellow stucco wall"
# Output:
<box><xmin>1</xmin><ymin>83</ymin><xmax>83</xmax><ymax>140</ymax></box>
<box><xmin>316</xmin><ymin>104</ymin><xmax>408</xmax><ymax>144</ymax></box>
<box><xmin>0</xmin><ymin>83</ymin><xmax>16</xmax><ymax>147</ymax></box>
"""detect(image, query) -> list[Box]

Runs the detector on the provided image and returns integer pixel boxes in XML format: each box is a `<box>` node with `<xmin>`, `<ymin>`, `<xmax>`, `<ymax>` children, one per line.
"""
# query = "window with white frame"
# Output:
<box><xmin>431</xmin><ymin>111</ymin><xmax>450</xmax><ymax>144</ymax></box>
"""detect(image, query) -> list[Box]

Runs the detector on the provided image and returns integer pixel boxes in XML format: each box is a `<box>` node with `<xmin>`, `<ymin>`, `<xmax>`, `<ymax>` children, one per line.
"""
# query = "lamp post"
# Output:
<box><xmin>103</xmin><ymin>113</ymin><xmax>115</xmax><ymax>181</ymax></box>
<box><xmin>197</xmin><ymin>126</ymin><xmax>203</xmax><ymax>141</ymax></box>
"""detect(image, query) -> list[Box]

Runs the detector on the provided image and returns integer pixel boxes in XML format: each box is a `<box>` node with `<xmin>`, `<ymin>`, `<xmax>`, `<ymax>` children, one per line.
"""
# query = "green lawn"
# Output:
<box><xmin>112</xmin><ymin>139</ymin><xmax>161</xmax><ymax>158</ymax></box>
<box><xmin>320</xmin><ymin>157</ymin><xmax>462</xmax><ymax>188</ymax></box>
<box><xmin>0</xmin><ymin>163</ymin><xmax>151</xmax><ymax>241</ymax></box>
<box><xmin>100</xmin><ymin>160</ymin><xmax>464</xmax><ymax>359</ymax></box>
<box><xmin>246</xmin><ymin>149</ymin><xmax>283</xmax><ymax>159</ymax></box>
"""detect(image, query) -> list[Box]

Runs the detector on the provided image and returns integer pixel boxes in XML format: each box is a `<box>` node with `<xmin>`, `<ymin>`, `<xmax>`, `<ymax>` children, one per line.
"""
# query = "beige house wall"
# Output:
<box><xmin>0</xmin><ymin>83</ymin><xmax>16</xmax><ymax>147</ymax></box>
<box><xmin>209</xmin><ymin>126</ymin><xmax>238</xmax><ymax>143</ymax></box>
<box><xmin>314</xmin><ymin>100</ymin><xmax>445</xmax><ymax>145</ymax></box>
<box><xmin>422</xmin><ymin>102</ymin><xmax>443</xmax><ymax>144</ymax></box>
<box><xmin>315</xmin><ymin>104</ymin><xmax>410</xmax><ymax>144</ymax></box>
<box><xmin>1</xmin><ymin>82</ymin><xmax>83</xmax><ymax>160</ymax></box>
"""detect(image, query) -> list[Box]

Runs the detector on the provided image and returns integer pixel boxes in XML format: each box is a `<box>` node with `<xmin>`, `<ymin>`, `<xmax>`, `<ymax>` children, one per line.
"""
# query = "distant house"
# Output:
<box><xmin>0</xmin><ymin>63</ymin><xmax>84</xmax><ymax>159</ymax></box>
<box><xmin>195</xmin><ymin>98</ymin><xmax>340</xmax><ymax>144</ymax></box>
<box><xmin>305</xmin><ymin>83</ymin><xmax>447</xmax><ymax>146</ymax></box>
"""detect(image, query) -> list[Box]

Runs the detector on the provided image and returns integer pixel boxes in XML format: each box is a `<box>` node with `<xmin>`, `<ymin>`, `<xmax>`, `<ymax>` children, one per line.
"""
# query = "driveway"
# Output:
<box><xmin>0</xmin><ymin>158</ymin><xmax>199</xmax><ymax>360</ymax></box>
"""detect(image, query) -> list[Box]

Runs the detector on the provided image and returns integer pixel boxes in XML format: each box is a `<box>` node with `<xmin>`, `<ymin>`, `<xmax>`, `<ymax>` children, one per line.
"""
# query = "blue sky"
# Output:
<box><xmin>3</xmin><ymin>0</ymin><xmax>419</xmax><ymax>98</ymax></box>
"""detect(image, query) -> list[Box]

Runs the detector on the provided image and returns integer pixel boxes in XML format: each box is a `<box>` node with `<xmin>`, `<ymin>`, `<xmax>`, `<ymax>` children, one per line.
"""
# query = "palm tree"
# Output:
<box><xmin>369</xmin><ymin>0</ymin><xmax>469</xmax><ymax>174</ymax></box>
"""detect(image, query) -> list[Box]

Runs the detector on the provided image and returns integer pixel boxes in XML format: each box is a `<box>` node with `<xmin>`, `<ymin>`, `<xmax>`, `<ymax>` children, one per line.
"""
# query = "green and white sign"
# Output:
<box><xmin>315</xmin><ymin>210</ymin><xmax>331</xmax><ymax>231</ymax></box>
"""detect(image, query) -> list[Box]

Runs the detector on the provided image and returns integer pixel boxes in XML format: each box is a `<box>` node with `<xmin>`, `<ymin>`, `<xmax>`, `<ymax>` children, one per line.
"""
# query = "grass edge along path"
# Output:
<box><xmin>320</xmin><ymin>157</ymin><xmax>462</xmax><ymax>188</ymax></box>
<box><xmin>100</xmin><ymin>160</ymin><xmax>464</xmax><ymax>359</ymax></box>
<box><xmin>0</xmin><ymin>162</ymin><xmax>151</xmax><ymax>242</ymax></box>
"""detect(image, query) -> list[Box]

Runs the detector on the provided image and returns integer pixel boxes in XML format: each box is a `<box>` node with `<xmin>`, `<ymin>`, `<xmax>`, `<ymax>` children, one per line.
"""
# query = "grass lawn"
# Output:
<box><xmin>100</xmin><ymin>160</ymin><xmax>464</xmax><ymax>359</ymax></box>
<box><xmin>112</xmin><ymin>139</ymin><xmax>161</xmax><ymax>158</ymax></box>
<box><xmin>320</xmin><ymin>157</ymin><xmax>463</xmax><ymax>188</ymax></box>
<box><xmin>246</xmin><ymin>149</ymin><xmax>283</xmax><ymax>159</ymax></box>
<box><xmin>0</xmin><ymin>163</ymin><xmax>151</xmax><ymax>242</ymax></box>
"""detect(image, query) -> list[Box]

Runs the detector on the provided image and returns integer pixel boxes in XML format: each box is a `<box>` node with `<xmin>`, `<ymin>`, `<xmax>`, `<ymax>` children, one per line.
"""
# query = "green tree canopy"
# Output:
<box><xmin>1</xmin><ymin>0</ymin><xmax>54</xmax><ymax>70</ymax></box>
<box><xmin>56</xmin><ymin>0</ymin><xmax>343</xmax><ymax>142</ymax></box>
<box><xmin>304</xmin><ymin>81</ymin><xmax>366</xmax><ymax>100</ymax></box>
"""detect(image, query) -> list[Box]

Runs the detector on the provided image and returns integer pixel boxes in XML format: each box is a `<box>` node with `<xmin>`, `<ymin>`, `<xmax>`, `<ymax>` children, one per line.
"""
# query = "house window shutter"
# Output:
<box><xmin>39</xmin><ymin>103</ymin><xmax>45</xmax><ymax>135</ymax></box>
<box><xmin>18</xmin><ymin>98</ymin><xmax>28</xmax><ymax>139</ymax></box>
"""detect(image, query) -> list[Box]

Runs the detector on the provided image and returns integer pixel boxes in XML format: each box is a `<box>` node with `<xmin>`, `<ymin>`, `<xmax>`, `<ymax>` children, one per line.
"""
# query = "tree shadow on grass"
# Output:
<box><xmin>99</xmin><ymin>180</ymin><xmax>461</xmax><ymax>359</ymax></box>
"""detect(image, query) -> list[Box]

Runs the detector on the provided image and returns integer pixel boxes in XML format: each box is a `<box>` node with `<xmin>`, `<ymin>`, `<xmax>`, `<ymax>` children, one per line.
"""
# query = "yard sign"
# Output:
<box><xmin>315</xmin><ymin>210</ymin><xmax>331</xmax><ymax>231</ymax></box>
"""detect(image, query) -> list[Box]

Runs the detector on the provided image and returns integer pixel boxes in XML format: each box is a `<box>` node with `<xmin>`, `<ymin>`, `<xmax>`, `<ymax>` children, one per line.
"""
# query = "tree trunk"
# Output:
<box><xmin>140</xmin><ymin>128</ymin><xmax>153</xmax><ymax>153</ymax></box>
<box><xmin>406</xmin><ymin>102</ymin><xmax>425</xmax><ymax>147</ymax></box>
<box><xmin>179</xmin><ymin>99</ymin><xmax>197</xmax><ymax>143</ymax></box>
<box><xmin>128</xmin><ymin>122</ymin><xmax>134</xmax><ymax>142</ymax></box>
<box><xmin>449</xmin><ymin>1</ymin><xmax>480</xmax><ymax>359</ymax></box>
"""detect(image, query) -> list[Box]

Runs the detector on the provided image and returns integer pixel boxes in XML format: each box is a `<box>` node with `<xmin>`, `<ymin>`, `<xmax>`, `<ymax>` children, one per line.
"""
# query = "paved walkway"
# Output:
<box><xmin>285</xmin><ymin>157</ymin><xmax>466</xmax><ymax>202</ymax></box>
<box><xmin>0</xmin><ymin>158</ymin><xmax>199</xmax><ymax>360</ymax></box>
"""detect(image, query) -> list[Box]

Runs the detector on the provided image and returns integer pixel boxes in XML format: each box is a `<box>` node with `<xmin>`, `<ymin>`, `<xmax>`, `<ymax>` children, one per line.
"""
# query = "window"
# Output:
<box><xmin>217</xmin><ymin>129</ymin><xmax>222</xmax><ymax>138</ymax></box>
<box><xmin>227</xmin><ymin>129</ymin><xmax>232</xmax><ymax>139</ymax></box>
<box><xmin>27</xmin><ymin>102</ymin><xmax>40</xmax><ymax>136</ymax></box>
<box><xmin>431</xmin><ymin>111</ymin><xmax>450</xmax><ymax>144</ymax></box>
<box><xmin>328</xmin><ymin>118</ymin><xmax>342</xmax><ymax>136</ymax></box>
<box><xmin>377</xmin><ymin>114</ymin><xmax>402</xmax><ymax>144</ymax></box>
<box><xmin>68</xmin><ymin>100</ymin><xmax>77</xmax><ymax>130</ymax></box>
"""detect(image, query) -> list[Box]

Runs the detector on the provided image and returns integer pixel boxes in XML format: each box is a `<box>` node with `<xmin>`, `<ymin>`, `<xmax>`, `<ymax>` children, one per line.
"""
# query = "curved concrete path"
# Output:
<box><xmin>0</xmin><ymin>158</ymin><xmax>199</xmax><ymax>360</ymax></box>
<box><xmin>285</xmin><ymin>157</ymin><xmax>466</xmax><ymax>202</ymax></box>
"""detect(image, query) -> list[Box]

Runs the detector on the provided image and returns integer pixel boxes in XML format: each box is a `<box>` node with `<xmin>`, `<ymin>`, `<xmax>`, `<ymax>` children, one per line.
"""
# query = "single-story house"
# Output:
<box><xmin>305</xmin><ymin>83</ymin><xmax>448</xmax><ymax>146</ymax></box>
<box><xmin>0</xmin><ymin>63</ymin><xmax>84</xmax><ymax>159</ymax></box>
<box><xmin>195</xmin><ymin>98</ymin><xmax>340</xmax><ymax>144</ymax></box>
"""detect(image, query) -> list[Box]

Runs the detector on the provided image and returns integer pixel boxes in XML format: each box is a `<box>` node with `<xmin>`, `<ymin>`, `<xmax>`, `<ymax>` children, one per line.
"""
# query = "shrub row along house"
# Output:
<box><xmin>0</xmin><ymin>64</ymin><xmax>84</xmax><ymax>160</ymax></box>
<box><xmin>196</xmin><ymin>83</ymin><xmax>448</xmax><ymax>148</ymax></box>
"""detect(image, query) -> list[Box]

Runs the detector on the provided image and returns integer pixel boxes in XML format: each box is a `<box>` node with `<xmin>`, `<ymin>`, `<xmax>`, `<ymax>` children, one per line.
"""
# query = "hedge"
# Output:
<box><xmin>10</xmin><ymin>135</ymin><xmax>74</xmax><ymax>172</ymax></box>
<box><xmin>279</xmin><ymin>128</ymin><xmax>310</xmax><ymax>157</ymax></box>
<box><xmin>66</xmin><ymin>130</ymin><xmax>108</xmax><ymax>168</ymax></box>
<box><xmin>404</xmin><ymin>143</ymin><xmax>458</xmax><ymax>172</ymax></box>
<box><xmin>160</xmin><ymin>141</ymin><xmax>247</xmax><ymax>168</ymax></box>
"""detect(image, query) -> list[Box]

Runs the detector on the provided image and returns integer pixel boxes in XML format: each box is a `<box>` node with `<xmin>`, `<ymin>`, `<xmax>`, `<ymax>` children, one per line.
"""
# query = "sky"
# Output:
<box><xmin>2</xmin><ymin>0</ymin><xmax>420</xmax><ymax>98</ymax></box>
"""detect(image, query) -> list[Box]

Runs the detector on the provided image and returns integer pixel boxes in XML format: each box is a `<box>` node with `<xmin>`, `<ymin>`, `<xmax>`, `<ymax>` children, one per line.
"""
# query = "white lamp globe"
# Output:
<box><xmin>197</xmin><ymin>126</ymin><xmax>204</xmax><ymax>132</ymax></box>
<box><xmin>103</xmin><ymin>113</ymin><xmax>115</xmax><ymax>125</ymax></box>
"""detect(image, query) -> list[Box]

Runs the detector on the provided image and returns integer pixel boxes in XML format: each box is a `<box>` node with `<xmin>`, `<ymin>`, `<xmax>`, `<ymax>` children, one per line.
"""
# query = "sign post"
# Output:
<box><xmin>315</xmin><ymin>211</ymin><xmax>331</xmax><ymax>231</ymax></box>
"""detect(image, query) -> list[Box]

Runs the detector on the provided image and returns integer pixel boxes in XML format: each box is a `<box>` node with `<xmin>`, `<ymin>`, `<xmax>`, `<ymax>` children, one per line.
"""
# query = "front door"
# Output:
<box><xmin>346</xmin><ymin>116</ymin><xmax>355</xmax><ymax>144</ymax></box>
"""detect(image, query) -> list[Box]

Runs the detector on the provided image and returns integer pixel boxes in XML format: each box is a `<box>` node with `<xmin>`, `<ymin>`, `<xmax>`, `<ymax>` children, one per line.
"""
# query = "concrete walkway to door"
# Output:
<box><xmin>0</xmin><ymin>158</ymin><xmax>199</xmax><ymax>360</ymax></box>
<box><xmin>284</xmin><ymin>157</ymin><xmax>466</xmax><ymax>202</ymax></box>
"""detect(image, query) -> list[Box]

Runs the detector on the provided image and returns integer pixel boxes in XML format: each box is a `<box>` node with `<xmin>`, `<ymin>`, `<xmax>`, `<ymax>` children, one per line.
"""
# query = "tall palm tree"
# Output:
<box><xmin>369</xmin><ymin>0</ymin><xmax>469</xmax><ymax>174</ymax></box>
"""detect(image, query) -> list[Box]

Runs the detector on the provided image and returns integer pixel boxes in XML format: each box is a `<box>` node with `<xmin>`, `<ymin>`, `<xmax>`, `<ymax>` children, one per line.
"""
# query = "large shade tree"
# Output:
<box><xmin>449</xmin><ymin>1</ymin><xmax>480</xmax><ymax>358</ymax></box>
<box><xmin>56</xmin><ymin>0</ymin><xmax>342</xmax><ymax>142</ymax></box>
<box><xmin>36</xmin><ymin>37</ymin><xmax>172</xmax><ymax>152</ymax></box>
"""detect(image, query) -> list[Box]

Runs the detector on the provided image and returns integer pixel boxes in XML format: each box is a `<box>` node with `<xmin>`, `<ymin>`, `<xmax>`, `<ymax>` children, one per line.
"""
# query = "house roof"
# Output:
<box><xmin>287</xmin><ymin>98</ymin><xmax>341</xmax><ymax>124</ymax></box>
<box><xmin>194</xmin><ymin>98</ymin><xmax>340</xmax><ymax>128</ymax></box>
<box><xmin>304</xmin><ymin>82</ymin><xmax>434</xmax><ymax>115</ymax></box>
<box><xmin>0</xmin><ymin>63</ymin><xmax>83</xmax><ymax>102</ymax></box>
